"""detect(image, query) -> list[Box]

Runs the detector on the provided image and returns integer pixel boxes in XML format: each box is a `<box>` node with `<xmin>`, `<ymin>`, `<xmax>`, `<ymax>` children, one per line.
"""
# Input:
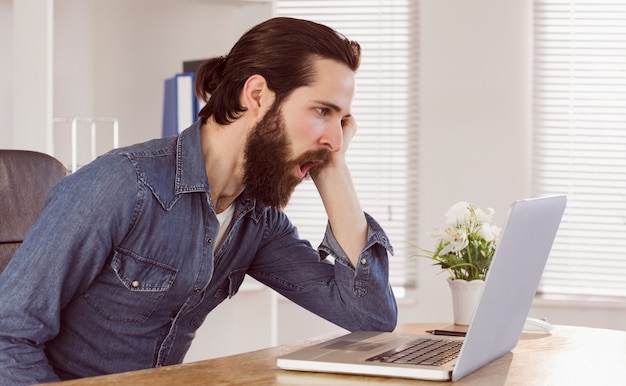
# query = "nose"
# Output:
<box><xmin>320</xmin><ymin>120</ymin><xmax>343</xmax><ymax>152</ymax></box>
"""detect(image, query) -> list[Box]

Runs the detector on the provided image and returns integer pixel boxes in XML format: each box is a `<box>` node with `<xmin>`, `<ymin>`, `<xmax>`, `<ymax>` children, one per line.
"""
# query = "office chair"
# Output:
<box><xmin>0</xmin><ymin>150</ymin><xmax>68</xmax><ymax>274</ymax></box>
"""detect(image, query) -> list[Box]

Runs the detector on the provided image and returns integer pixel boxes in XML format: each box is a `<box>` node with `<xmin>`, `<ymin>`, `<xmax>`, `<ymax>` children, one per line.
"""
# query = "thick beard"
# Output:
<box><xmin>243</xmin><ymin>104</ymin><xmax>329</xmax><ymax>209</ymax></box>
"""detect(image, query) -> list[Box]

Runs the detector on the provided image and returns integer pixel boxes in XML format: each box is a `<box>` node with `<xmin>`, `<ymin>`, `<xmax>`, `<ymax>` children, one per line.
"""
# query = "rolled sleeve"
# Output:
<box><xmin>318</xmin><ymin>212</ymin><xmax>394</xmax><ymax>269</ymax></box>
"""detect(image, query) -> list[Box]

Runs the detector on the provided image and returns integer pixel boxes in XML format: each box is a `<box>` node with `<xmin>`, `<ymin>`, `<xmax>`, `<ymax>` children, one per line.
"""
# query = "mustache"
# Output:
<box><xmin>293</xmin><ymin>149</ymin><xmax>331</xmax><ymax>181</ymax></box>
<box><xmin>292</xmin><ymin>149</ymin><xmax>331</xmax><ymax>168</ymax></box>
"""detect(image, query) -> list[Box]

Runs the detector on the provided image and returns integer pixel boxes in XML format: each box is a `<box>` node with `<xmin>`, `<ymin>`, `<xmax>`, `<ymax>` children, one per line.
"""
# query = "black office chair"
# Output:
<box><xmin>0</xmin><ymin>150</ymin><xmax>68</xmax><ymax>274</ymax></box>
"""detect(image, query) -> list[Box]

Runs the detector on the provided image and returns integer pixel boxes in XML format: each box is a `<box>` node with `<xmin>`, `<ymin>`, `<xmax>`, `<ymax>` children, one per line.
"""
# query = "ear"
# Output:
<box><xmin>241</xmin><ymin>75</ymin><xmax>275</xmax><ymax>118</ymax></box>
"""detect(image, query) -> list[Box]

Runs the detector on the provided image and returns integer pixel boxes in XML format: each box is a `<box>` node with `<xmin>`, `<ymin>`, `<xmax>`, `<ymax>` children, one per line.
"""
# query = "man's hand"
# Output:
<box><xmin>310</xmin><ymin>115</ymin><xmax>356</xmax><ymax>180</ymax></box>
<box><xmin>337</xmin><ymin>115</ymin><xmax>357</xmax><ymax>155</ymax></box>
<box><xmin>311</xmin><ymin>116</ymin><xmax>367</xmax><ymax>268</ymax></box>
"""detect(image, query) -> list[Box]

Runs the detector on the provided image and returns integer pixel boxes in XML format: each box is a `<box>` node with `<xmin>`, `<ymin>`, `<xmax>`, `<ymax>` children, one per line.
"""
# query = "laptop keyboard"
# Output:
<box><xmin>366</xmin><ymin>338</ymin><xmax>462</xmax><ymax>366</ymax></box>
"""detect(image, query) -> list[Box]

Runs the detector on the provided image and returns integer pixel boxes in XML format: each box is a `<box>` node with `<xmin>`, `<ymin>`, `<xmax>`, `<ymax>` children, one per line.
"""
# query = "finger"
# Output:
<box><xmin>341</xmin><ymin>115</ymin><xmax>357</xmax><ymax>139</ymax></box>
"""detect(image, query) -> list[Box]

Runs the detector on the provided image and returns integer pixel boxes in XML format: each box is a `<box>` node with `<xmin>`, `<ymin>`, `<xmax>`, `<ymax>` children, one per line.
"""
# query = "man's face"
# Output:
<box><xmin>243</xmin><ymin>59</ymin><xmax>355</xmax><ymax>209</ymax></box>
<box><xmin>242</xmin><ymin>103</ymin><xmax>329</xmax><ymax>209</ymax></box>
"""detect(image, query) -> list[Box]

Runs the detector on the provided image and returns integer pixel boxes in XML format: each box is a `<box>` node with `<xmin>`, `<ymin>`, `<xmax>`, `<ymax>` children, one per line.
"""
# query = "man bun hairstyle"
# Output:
<box><xmin>195</xmin><ymin>17</ymin><xmax>361</xmax><ymax>125</ymax></box>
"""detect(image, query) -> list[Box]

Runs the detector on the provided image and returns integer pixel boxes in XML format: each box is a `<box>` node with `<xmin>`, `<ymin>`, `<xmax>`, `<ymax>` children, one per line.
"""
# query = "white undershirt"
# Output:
<box><xmin>215</xmin><ymin>204</ymin><xmax>235</xmax><ymax>249</ymax></box>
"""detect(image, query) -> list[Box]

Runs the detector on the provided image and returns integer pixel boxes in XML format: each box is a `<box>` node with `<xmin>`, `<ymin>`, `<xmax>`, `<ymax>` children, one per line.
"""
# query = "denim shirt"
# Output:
<box><xmin>0</xmin><ymin>121</ymin><xmax>397</xmax><ymax>385</ymax></box>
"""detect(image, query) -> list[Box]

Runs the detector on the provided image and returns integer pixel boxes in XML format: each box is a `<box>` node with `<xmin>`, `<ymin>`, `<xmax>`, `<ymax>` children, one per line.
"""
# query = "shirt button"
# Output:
<box><xmin>360</xmin><ymin>258</ymin><xmax>367</xmax><ymax>265</ymax></box>
<box><xmin>206</xmin><ymin>238</ymin><xmax>213</xmax><ymax>244</ymax></box>
<box><xmin>131</xmin><ymin>280</ymin><xmax>140</xmax><ymax>288</ymax></box>
<box><xmin>194</xmin><ymin>288</ymin><xmax>202</xmax><ymax>293</ymax></box>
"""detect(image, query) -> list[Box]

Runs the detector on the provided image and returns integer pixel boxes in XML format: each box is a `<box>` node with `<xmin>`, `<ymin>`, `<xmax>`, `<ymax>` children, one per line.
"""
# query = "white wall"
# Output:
<box><xmin>52</xmin><ymin>0</ymin><xmax>95</xmax><ymax>167</ymax></box>
<box><xmin>0</xmin><ymin>1</ymin><xmax>12</xmax><ymax>149</ymax></box>
<box><xmin>408</xmin><ymin>0</ymin><xmax>532</xmax><ymax>324</ymax></box>
<box><xmin>3</xmin><ymin>0</ymin><xmax>626</xmax><ymax>364</ymax></box>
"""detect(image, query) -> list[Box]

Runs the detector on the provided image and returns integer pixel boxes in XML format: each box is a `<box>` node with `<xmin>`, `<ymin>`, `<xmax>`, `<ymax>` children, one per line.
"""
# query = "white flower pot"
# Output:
<box><xmin>447</xmin><ymin>277</ymin><xmax>485</xmax><ymax>326</ymax></box>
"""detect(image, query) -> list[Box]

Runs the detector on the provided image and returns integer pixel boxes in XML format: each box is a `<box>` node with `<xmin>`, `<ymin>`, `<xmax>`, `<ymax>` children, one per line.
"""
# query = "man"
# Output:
<box><xmin>0</xmin><ymin>17</ymin><xmax>397</xmax><ymax>384</ymax></box>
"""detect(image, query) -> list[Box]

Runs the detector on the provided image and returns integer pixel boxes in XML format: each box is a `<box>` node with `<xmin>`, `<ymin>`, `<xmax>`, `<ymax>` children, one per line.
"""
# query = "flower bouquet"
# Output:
<box><xmin>413</xmin><ymin>201</ymin><xmax>502</xmax><ymax>325</ymax></box>
<box><xmin>415</xmin><ymin>201</ymin><xmax>501</xmax><ymax>281</ymax></box>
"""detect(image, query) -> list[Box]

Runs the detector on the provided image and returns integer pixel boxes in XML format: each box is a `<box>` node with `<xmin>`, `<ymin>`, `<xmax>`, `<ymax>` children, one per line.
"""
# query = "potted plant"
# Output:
<box><xmin>412</xmin><ymin>201</ymin><xmax>502</xmax><ymax>325</ymax></box>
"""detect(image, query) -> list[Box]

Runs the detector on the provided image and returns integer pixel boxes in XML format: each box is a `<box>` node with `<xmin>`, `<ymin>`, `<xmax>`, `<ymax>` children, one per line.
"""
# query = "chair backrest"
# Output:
<box><xmin>0</xmin><ymin>150</ymin><xmax>68</xmax><ymax>274</ymax></box>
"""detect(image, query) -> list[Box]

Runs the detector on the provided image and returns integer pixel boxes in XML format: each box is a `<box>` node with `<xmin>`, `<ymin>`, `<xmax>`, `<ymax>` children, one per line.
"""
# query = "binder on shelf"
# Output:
<box><xmin>162</xmin><ymin>72</ymin><xmax>197</xmax><ymax>137</ymax></box>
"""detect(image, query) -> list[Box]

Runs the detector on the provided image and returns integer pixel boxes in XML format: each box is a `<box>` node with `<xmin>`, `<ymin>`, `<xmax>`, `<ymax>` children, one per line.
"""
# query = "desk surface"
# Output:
<box><xmin>48</xmin><ymin>323</ymin><xmax>626</xmax><ymax>385</ymax></box>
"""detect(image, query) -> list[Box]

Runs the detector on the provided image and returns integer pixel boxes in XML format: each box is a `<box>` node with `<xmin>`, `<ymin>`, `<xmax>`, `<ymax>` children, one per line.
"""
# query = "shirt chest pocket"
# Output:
<box><xmin>82</xmin><ymin>250</ymin><xmax>178</xmax><ymax>323</ymax></box>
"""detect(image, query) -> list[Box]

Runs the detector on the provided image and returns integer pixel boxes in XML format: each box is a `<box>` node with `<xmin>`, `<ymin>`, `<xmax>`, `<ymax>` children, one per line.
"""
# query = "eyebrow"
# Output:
<box><xmin>315</xmin><ymin>100</ymin><xmax>348</xmax><ymax>115</ymax></box>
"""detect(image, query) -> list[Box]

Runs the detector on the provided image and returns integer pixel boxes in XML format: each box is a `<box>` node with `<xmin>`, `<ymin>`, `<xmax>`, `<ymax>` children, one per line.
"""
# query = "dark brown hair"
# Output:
<box><xmin>195</xmin><ymin>17</ymin><xmax>361</xmax><ymax>125</ymax></box>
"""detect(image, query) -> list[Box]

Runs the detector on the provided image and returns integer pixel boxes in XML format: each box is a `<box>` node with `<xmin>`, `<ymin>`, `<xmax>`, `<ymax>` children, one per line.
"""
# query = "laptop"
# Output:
<box><xmin>277</xmin><ymin>195</ymin><xmax>567</xmax><ymax>382</ymax></box>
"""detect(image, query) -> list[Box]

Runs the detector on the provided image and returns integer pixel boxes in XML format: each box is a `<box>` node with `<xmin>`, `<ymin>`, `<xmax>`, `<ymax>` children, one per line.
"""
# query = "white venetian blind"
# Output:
<box><xmin>276</xmin><ymin>0</ymin><xmax>419</xmax><ymax>290</ymax></box>
<box><xmin>533</xmin><ymin>0</ymin><xmax>626</xmax><ymax>298</ymax></box>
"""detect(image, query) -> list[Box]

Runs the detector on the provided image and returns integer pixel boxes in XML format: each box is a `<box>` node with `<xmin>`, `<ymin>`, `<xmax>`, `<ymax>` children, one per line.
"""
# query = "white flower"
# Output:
<box><xmin>444</xmin><ymin>201</ymin><xmax>471</xmax><ymax>225</ymax></box>
<box><xmin>478</xmin><ymin>222</ymin><xmax>500</xmax><ymax>242</ymax></box>
<box><xmin>438</xmin><ymin>225</ymin><xmax>469</xmax><ymax>255</ymax></box>
<box><xmin>474</xmin><ymin>206</ymin><xmax>495</xmax><ymax>224</ymax></box>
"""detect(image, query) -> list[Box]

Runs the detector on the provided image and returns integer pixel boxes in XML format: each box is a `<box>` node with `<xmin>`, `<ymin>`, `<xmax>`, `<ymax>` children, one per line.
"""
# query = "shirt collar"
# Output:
<box><xmin>174</xmin><ymin>120</ymin><xmax>268</xmax><ymax>219</ymax></box>
<box><xmin>174</xmin><ymin>120</ymin><xmax>210</xmax><ymax>194</ymax></box>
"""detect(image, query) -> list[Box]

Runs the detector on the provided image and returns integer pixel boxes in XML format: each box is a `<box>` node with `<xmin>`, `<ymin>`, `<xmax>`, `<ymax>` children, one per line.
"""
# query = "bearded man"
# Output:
<box><xmin>0</xmin><ymin>17</ymin><xmax>397</xmax><ymax>384</ymax></box>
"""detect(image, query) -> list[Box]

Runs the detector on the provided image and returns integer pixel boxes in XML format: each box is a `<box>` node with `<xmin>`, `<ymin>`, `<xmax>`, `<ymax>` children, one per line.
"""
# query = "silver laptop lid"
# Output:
<box><xmin>452</xmin><ymin>195</ymin><xmax>566</xmax><ymax>381</ymax></box>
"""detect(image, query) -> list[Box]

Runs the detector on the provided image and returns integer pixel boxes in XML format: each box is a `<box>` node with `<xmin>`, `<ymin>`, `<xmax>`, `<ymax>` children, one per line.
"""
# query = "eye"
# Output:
<box><xmin>315</xmin><ymin>107</ymin><xmax>330</xmax><ymax>117</ymax></box>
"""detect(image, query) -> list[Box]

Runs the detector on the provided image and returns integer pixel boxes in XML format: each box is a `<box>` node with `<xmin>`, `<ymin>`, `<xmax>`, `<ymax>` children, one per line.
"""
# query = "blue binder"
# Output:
<box><xmin>162</xmin><ymin>72</ymin><xmax>197</xmax><ymax>137</ymax></box>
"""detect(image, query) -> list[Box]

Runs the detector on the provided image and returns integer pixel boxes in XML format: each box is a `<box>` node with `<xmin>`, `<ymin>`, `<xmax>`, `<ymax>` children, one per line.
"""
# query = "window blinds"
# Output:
<box><xmin>533</xmin><ymin>0</ymin><xmax>626</xmax><ymax>298</ymax></box>
<box><xmin>275</xmin><ymin>0</ymin><xmax>419</xmax><ymax>289</ymax></box>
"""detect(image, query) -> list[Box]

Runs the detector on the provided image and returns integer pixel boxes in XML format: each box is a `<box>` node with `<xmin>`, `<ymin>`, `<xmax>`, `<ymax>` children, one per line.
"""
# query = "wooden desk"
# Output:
<box><xmin>47</xmin><ymin>323</ymin><xmax>626</xmax><ymax>385</ymax></box>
